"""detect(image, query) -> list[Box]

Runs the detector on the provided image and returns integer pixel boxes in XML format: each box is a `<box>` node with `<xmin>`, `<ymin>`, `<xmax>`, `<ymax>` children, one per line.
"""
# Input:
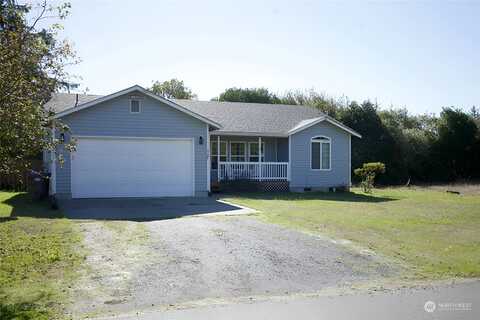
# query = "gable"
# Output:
<box><xmin>288</xmin><ymin>116</ymin><xmax>361</xmax><ymax>138</ymax></box>
<box><xmin>55</xmin><ymin>85</ymin><xmax>221</xmax><ymax>129</ymax></box>
<box><xmin>61</xmin><ymin>91</ymin><xmax>209</xmax><ymax>136</ymax></box>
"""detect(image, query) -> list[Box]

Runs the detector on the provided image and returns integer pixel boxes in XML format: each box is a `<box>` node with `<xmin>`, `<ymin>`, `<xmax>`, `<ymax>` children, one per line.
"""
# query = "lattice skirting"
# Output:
<box><xmin>216</xmin><ymin>180</ymin><xmax>290</xmax><ymax>193</ymax></box>
<box><xmin>257</xmin><ymin>180</ymin><xmax>290</xmax><ymax>192</ymax></box>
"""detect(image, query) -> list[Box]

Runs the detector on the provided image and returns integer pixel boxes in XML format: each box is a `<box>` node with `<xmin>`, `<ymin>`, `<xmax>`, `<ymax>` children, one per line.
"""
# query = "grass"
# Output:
<box><xmin>0</xmin><ymin>192</ymin><xmax>83</xmax><ymax>320</ymax></box>
<box><xmin>222</xmin><ymin>187</ymin><xmax>480</xmax><ymax>279</ymax></box>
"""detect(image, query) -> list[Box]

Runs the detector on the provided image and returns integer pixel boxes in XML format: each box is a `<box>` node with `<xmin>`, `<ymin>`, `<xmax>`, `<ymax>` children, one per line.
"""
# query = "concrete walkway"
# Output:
<box><xmin>96</xmin><ymin>280</ymin><xmax>480</xmax><ymax>320</ymax></box>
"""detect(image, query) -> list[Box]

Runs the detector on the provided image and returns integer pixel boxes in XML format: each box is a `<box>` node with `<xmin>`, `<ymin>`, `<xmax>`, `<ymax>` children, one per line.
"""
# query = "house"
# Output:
<box><xmin>44</xmin><ymin>85</ymin><xmax>361</xmax><ymax>199</ymax></box>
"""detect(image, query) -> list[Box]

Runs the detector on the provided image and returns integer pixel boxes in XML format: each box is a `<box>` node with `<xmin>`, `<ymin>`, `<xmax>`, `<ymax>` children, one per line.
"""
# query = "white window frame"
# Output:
<box><xmin>211</xmin><ymin>141</ymin><xmax>227</xmax><ymax>169</ymax></box>
<box><xmin>310</xmin><ymin>136</ymin><xmax>331</xmax><ymax>171</ymax></box>
<box><xmin>248</xmin><ymin>141</ymin><xmax>265</xmax><ymax>162</ymax></box>
<box><xmin>130</xmin><ymin>98</ymin><xmax>141</xmax><ymax>113</ymax></box>
<box><xmin>229</xmin><ymin>141</ymin><xmax>247</xmax><ymax>162</ymax></box>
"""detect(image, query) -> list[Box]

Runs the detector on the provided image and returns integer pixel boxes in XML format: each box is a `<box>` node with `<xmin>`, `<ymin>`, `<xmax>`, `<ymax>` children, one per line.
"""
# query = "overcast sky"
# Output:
<box><xmin>52</xmin><ymin>0</ymin><xmax>478</xmax><ymax>114</ymax></box>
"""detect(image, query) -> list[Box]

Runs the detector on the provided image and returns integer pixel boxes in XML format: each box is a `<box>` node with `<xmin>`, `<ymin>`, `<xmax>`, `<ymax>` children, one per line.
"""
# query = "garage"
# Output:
<box><xmin>71</xmin><ymin>137</ymin><xmax>194</xmax><ymax>198</ymax></box>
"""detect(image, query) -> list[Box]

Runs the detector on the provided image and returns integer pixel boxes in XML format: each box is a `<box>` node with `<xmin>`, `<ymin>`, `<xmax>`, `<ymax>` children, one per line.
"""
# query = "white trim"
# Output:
<box><xmin>71</xmin><ymin>136</ymin><xmax>195</xmax><ymax>197</ymax></box>
<box><xmin>218</xmin><ymin>161</ymin><xmax>289</xmax><ymax>181</ymax></box>
<box><xmin>206</xmin><ymin>124</ymin><xmax>210</xmax><ymax>192</ymax></box>
<box><xmin>348</xmin><ymin>134</ymin><xmax>352</xmax><ymax>187</ymax></box>
<box><xmin>310</xmin><ymin>136</ymin><xmax>332</xmax><ymax>171</ymax></box>
<box><xmin>50</xmin><ymin>126</ymin><xmax>56</xmax><ymax>195</ymax></box>
<box><xmin>211</xmin><ymin>140</ymin><xmax>227</xmax><ymax>158</ymax></box>
<box><xmin>220</xmin><ymin>161</ymin><xmax>288</xmax><ymax>165</ymax></box>
<box><xmin>258</xmin><ymin>137</ymin><xmax>262</xmax><ymax>180</ymax></box>
<box><xmin>229</xmin><ymin>141</ymin><xmax>247</xmax><ymax>162</ymax></box>
<box><xmin>287</xmin><ymin>136</ymin><xmax>291</xmax><ymax>181</ymax></box>
<box><xmin>213</xmin><ymin>131</ymin><xmax>287</xmax><ymax>137</ymax></box>
<box><xmin>72</xmin><ymin>135</ymin><xmax>194</xmax><ymax>141</ymax></box>
<box><xmin>248</xmin><ymin>141</ymin><xmax>265</xmax><ymax>162</ymax></box>
<box><xmin>129</xmin><ymin>98</ymin><xmax>141</xmax><ymax>113</ymax></box>
<box><xmin>54</xmin><ymin>85</ymin><xmax>222</xmax><ymax>129</ymax></box>
<box><xmin>288</xmin><ymin>116</ymin><xmax>362</xmax><ymax>138</ymax></box>
<box><xmin>192</xmin><ymin>137</ymin><xmax>195</xmax><ymax>196</ymax></box>
<box><xmin>217</xmin><ymin>136</ymin><xmax>220</xmax><ymax>182</ymax></box>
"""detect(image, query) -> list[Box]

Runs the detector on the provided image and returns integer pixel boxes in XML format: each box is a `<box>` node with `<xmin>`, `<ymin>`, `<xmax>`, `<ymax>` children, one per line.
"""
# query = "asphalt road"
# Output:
<box><xmin>98</xmin><ymin>280</ymin><xmax>480</xmax><ymax>320</ymax></box>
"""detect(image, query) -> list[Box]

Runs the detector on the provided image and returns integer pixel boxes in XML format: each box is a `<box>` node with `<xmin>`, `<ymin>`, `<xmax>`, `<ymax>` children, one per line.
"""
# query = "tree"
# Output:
<box><xmin>430</xmin><ymin>108</ymin><xmax>478</xmax><ymax>180</ymax></box>
<box><xmin>0</xmin><ymin>0</ymin><xmax>76</xmax><ymax>177</ymax></box>
<box><xmin>215</xmin><ymin>87</ymin><xmax>280</xmax><ymax>104</ymax></box>
<box><xmin>339</xmin><ymin>101</ymin><xmax>400</xmax><ymax>184</ymax></box>
<box><xmin>150</xmin><ymin>79</ymin><xmax>196</xmax><ymax>99</ymax></box>
<box><xmin>378</xmin><ymin>108</ymin><xmax>436</xmax><ymax>183</ymax></box>
<box><xmin>279</xmin><ymin>89</ymin><xmax>346</xmax><ymax>117</ymax></box>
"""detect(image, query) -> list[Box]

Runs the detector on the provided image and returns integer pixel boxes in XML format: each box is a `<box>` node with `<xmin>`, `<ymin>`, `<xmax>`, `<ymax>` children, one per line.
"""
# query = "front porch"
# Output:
<box><xmin>210</xmin><ymin>135</ymin><xmax>290</xmax><ymax>183</ymax></box>
<box><xmin>219</xmin><ymin>161</ymin><xmax>289</xmax><ymax>181</ymax></box>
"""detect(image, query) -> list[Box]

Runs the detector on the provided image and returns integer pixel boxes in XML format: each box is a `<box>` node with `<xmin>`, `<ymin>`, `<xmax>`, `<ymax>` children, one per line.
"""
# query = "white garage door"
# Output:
<box><xmin>71</xmin><ymin>137</ymin><xmax>194</xmax><ymax>198</ymax></box>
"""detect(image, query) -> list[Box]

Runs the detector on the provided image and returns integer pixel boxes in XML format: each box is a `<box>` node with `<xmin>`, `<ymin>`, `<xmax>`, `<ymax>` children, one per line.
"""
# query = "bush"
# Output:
<box><xmin>354</xmin><ymin>162</ymin><xmax>386</xmax><ymax>193</ymax></box>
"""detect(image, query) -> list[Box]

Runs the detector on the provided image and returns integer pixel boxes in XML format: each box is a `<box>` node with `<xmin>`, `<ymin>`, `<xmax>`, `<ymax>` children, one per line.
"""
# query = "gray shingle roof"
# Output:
<box><xmin>44</xmin><ymin>93</ymin><xmax>102</xmax><ymax>113</ymax></box>
<box><xmin>47</xmin><ymin>92</ymin><xmax>325</xmax><ymax>135</ymax></box>
<box><xmin>172</xmin><ymin>99</ymin><xmax>324</xmax><ymax>135</ymax></box>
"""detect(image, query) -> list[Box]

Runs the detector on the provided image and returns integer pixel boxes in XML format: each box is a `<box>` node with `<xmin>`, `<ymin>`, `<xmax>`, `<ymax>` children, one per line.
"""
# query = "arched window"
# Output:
<box><xmin>311</xmin><ymin>136</ymin><xmax>331</xmax><ymax>170</ymax></box>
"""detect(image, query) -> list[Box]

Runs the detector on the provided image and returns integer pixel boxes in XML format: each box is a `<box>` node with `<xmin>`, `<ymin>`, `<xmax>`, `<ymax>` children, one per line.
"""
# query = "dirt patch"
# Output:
<box><xmin>70</xmin><ymin>215</ymin><xmax>398</xmax><ymax>318</ymax></box>
<box><xmin>70</xmin><ymin>221</ymin><xmax>150</xmax><ymax>318</ymax></box>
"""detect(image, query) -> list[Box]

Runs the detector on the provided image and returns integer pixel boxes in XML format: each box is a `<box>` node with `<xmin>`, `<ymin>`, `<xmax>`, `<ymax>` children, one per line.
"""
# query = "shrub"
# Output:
<box><xmin>354</xmin><ymin>162</ymin><xmax>386</xmax><ymax>193</ymax></box>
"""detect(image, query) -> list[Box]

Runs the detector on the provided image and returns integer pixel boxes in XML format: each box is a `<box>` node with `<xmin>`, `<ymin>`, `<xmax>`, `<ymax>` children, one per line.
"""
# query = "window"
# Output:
<box><xmin>211</xmin><ymin>141</ymin><xmax>227</xmax><ymax>169</ymax></box>
<box><xmin>311</xmin><ymin>136</ymin><xmax>331</xmax><ymax>170</ymax></box>
<box><xmin>230</xmin><ymin>142</ymin><xmax>246</xmax><ymax>162</ymax></box>
<box><xmin>248</xmin><ymin>142</ymin><xmax>265</xmax><ymax>162</ymax></box>
<box><xmin>130</xmin><ymin>99</ymin><xmax>141</xmax><ymax>113</ymax></box>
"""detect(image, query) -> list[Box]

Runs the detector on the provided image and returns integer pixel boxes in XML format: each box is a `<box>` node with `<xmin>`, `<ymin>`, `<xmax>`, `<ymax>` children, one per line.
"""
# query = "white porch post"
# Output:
<box><xmin>217</xmin><ymin>135</ymin><xmax>220</xmax><ymax>182</ymax></box>
<box><xmin>258</xmin><ymin>136</ymin><xmax>262</xmax><ymax>181</ymax></box>
<box><xmin>287</xmin><ymin>135</ymin><xmax>291</xmax><ymax>181</ymax></box>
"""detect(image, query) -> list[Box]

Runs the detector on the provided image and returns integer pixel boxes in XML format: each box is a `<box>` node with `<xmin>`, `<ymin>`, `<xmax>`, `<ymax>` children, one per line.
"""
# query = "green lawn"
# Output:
<box><xmin>222</xmin><ymin>187</ymin><xmax>480</xmax><ymax>279</ymax></box>
<box><xmin>0</xmin><ymin>192</ymin><xmax>83</xmax><ymax>320</ymax></box>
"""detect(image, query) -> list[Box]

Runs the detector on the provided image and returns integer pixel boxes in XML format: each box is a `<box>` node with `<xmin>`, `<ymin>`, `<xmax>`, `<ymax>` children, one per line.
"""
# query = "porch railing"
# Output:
<box><xmin>219</xmin><ymin>162</ymin><xmax>289</xmax><ymax>181</ymax></box>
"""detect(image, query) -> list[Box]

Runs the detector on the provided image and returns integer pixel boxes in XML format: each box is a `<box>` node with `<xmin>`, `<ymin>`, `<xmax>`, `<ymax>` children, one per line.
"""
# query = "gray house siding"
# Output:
<box><xmin>290</xmin><ymin>121</ymin><xmax>350</xmax><ymax>191</ymax></box>
<box><xmin>55</xmin><ymin>91</ymin><xmax>209</xmax><ymax>198</ymax></box>
<box><xmin>276</xmin><ymin>138</ymin><xmax>289</xmax><ymax>162</ymax></box>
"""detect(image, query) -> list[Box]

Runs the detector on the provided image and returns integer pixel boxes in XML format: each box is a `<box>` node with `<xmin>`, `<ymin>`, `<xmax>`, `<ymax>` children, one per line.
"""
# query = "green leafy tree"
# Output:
<box><xmin>354</xmin><ymin>162</ymin><xmax>386</xmax><ymax>193</ymax></box>
<box><xmin>339</xmin><ymin>101</ymin><xmax>400</xmax><ymax>184</ymax></box>
<box><xmin>0</xmin><ymin>0</ymin><xmax>77</xmax><ymax>177</ymax></box>
<box><xmin>216</xmin><ymin>87</ymin><xmax>280</xmax><ymax>104</ymax></box>
<box><xmin>279</xmin><ymin>89</ymin><xmax>346</xmax><ymax>117</ymax></box>
<box><xmin>150</xmin><ymin>79</ymin><xmax>196</xmax><ymax>99</ymax></box>
<box><xmin>379</xmin><ymin>108</ymin><xmax>437</xmax><ymax>183</ymax></box>
<box><xmin>430</xmin><ymin>108</ymin><xmax>479</xmax><ymax>180</ymax></box>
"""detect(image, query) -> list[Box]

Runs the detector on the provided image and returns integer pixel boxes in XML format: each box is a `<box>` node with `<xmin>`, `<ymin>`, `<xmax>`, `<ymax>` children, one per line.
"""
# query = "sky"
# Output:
<box><xmin>46</xmin><ymin>0</ymin><xmax>479</xmax><ymax>114</ymax></box>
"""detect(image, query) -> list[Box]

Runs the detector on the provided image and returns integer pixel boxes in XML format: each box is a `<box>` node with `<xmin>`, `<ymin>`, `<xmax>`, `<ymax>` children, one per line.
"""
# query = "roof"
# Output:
<box><xmin>46</xmin><ymin>86</ymin><xmax>361</xmax><ymax>137</ymax></box>
<box><xmin>50</xmin><ymin>85</ymin><xmax>221</xmax><ymax>129</ymax></box>
<box><xmin>172</xmin><ymin>99</ymin><xmax>326</xmax><ymax>136</ymax></box>
<box><xmin>288</xmin><ymin>116</ymin><xmax>362</xmax><ymax>138</ymax></box>
<box><xmin>44</xmin><ymin>92</ymin><xmax>102</xmax><ymax>113</ymax></box>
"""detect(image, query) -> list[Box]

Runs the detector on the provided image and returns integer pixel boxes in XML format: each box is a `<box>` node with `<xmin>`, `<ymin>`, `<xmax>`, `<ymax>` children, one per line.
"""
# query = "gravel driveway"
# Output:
<box><xmin>71</xmin><ymin>214</ymin><xmax>396</xmax><ymax>318</ymax></box>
